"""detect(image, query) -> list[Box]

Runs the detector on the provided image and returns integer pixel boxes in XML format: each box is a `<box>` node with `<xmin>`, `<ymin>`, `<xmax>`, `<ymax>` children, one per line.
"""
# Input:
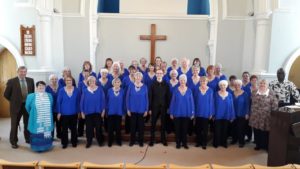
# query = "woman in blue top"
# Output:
<box><xmin>194</xmin><ymin>76</ymin><xmax>214</xmax><ymax>149</ymax></box>
<box><xmin>46</xmin><ymin>74</ymin><xmax>61</xmax><ymax>139</ymax></box>
<box><xmin>188</xmin><ymin>66</ymin><xmax>201</xmax><ymax>96</ymax></box>
<box><xmin>78</xmin><ymin>61</ymin><xmax>97</xmax><ymax>84</ymax></box>
<box><xmin>77</xmin><ymin>70</ymin><xmax>89</xmax><ymax>137</ymax></box>
<box><xmin>169</xmin><ymin>74</ymin><xmax>195</xmax><ymax>149</ymax></box>
<box><xmin>215</xmin><ymin>63</ymin><xmax>227</xmax><ymax>80</ymax></box>
<box><xmin>106</xmin><ymin>78</ymin><xmax>125</xmax><ymax>147</ymax></box>
<box><xmin>98</xmin><ymin>69</ymin><xmax>112</xmax><ymax>96</ymax></box>
<box><xmin>166</xmin><ymin>69</ymin><xmax>179</xmax><ymax>134</ymax></box>
<box><xmin>213</xmin><ymin>80</ymin><xmax>235</xmax><ymax>148</ymax></box>
<box><xmin>57</xmin><ymin>76</ymin><xmax>80</xmax><ymax>149</ymax></box>
<box><xmin>206</xmin><ymin>65</ymin><xmax>219</xmax><ymax>92</ymax></box>
<box><xmin>126</xmin><ymin>72</ymin><xmax>149</xmax><ymax>147</ymax></box>
<box><xmin>143</xmin><ymin>63</ymin><xmax>156</xmax><ymax>89</ymax></box>
<box><xmin>232</xmin><ymin>79</ymin><xmax>250</xmax><ymax>148</ymax></box>
<box><xmin>192</xmin><ymin>58</ymin><xmax>206</xmax><ymax>77</ymax></box>
<box><xmin>80</xmin><ymin>76</ymin><xmax>105</xmax><ymax>148</ymax></box>
<box><xmin>26</xmin><ymin>81</ymin><xmax>53</xmax><ymax>152</ymax></box>
<box><xmin>58</xmin><ymin>67</ymin><xmax>76</xmax><ymax>89</ymax></box>
<box><xmin>119</xmin><ymin>61</ymin><xmax>129</xmax><ymax>81</ymax></box>
<box><xmin>167</xmin><ymin>58</ymin><xmax>179</xmax><ymax>79</ymax></box>
<box><xmin>177</xmin><ymin>58</ymin><xmax>192</xmax><ymax>79</ymax></box>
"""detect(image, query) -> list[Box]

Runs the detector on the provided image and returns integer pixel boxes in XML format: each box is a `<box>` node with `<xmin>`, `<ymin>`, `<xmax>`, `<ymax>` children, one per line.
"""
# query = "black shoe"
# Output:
<box><xmin>183</xmin><ymin>145</ymin><xmax>189</xmax><ymax>149</ymax></box>
<box><xmin>239</xmin><ymin>144</ymin><xmax>245</xmax><ymax>148</ymax></box>
<box><xmin>108</xmin><ymin>142</ymin><xmax>112</xmax><ymax>147</ymax></box>
<box><xmin>149</xmin><ymin>141</ymin><xmax>154</xmax><ymax>147</ymax></box>
<box><xmin>202</xmin><ymin>146</ymin><xmax>206</xmax><ymax>150</ymax></box>
<box><xmin>98</xmin><ymin>142</ymin><xmax>104</xmax><ymax>147</ymax></box>
<box><xmin>62</xmin><ymin>145</ymin><xmax>67</xmax><ymax>149</ymax></box>
<box><xmin>129</xmin><ymin>142</ymin><xmax>134</xmax><ymax>147</ymax></box>
<box><xmin>72</xmin><ymin>143</ymin><xmax>77</xmax><ymax>148</ymax></box>
<box><xmin>11</xmin><ymin>144</ymin><xmax>18</xmax><ymax>149</ymax></box>
<box><xmin>176</xmin><ymin>144</ymin><xmax>181</xmax><ymax>149</ymax></box>
<box><xmin>117</xmin><ymin>141</ymin><xmax>122</xmax><ymax>146</ymax></box>
<box><xmin>25</xmin><ymin>140</ymin><xmax>30</xmax><ymax>144</ymax></box>
<box><xmin>162</xmin><ymin>142</ymin><xmax>168</xmax><ymax>146</ymax></box>
<box><xmin>223</xmin><ymin>144</ymin><xmax>228</xmax><ymax>148</ymax></box>
<box><xmin>231</xmin><ymin>140</ymin><xmax>237</xmax><ymax>145</ymax></box>
<box><xmin>195</xmin><ymin>143</ymin><xmax>201</xmax><ymax>147</ymax></box>
<box><xmin>254</xmin><ymin>146</ymin><xmax>260</xmax><ymax>151</ymax></box>
<box><xmin>139</xmin><ymin>143</ymin><xmax>144</xmax><ymax>147</ymax></box>
<box><xmin>86</xmin><ymin>143</ymin><xmax>91</xmax><ymax>148</ymax></box>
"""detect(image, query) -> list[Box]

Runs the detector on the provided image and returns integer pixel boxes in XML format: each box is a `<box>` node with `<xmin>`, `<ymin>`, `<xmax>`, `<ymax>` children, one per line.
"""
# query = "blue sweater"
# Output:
<box><xmin>97</xmin><ymin>78</ymin><xmax>112</xmax><ymax>96</ymax></box>
<box><xmin>242</xmin><ymin>83</ymin><xmax>252</xmax><ymax>98</ymax></box>
<box><xmin>208</xmin><ymin>77</ymin><xmax>220</xmax><ymax>92</ymax></box>
<box><xmin>199</xmin><ymin>67</ymin><xmax>206</xmax><ymax>77</ymax></box>
<box><xmin>169</xmin><ymin>88</ymin><xmax>195</xmax><ymax>118</ymax></box>
<box><xmin>80</xmin><ymin>87</ymin><xmax>105</xmax><ymax>115</ymax></box>
<box><xmin>144</xmin><ymin>73</ymin><xmax>156</xmax><ymax>89</ymax></box>
<box><xmin>233</xmin><ymin>91</ymin><xmax>250</xmax><ymax>117</ymax></box>
<box><xmin>78</xmin><ymin>81</ymin><xmax>88</xmax><ymax>96</ymax></box>
<box><xmin>194</xmin><ymin>87</ymin><xmax>214</xmax><ymax>118</ymax></box>
<box><xmin>78</xmin><ymin>71</ymin><xmax>97</xmax><ymax>84</ymax></box>
<box><xmin>126</xmin><ymin>84</ymin><xmax>149</xmax><ymax>113</ymax></box>
<box><xmin>177</xmin><ymin>67</ymin><xmax>192</xmax><ymax>79</ymax></box>
<box><xmin>45</xmin><ymin>85</ymin><xmax>58</xmax><ymax>112</ymax></box>
<box><xmin>107</xmin><ymin>88</ymin><xmax>125</xmax><ymax>116</ymax></box>
<box><xmin>57</xmin><ymin>87</ymin><xmax>80</xmax><ymax>115</ymax></box>
<box><xmin>214</xmin><ymin>92</ymin><xmax>235</xmax><ymax>120</ymax></box>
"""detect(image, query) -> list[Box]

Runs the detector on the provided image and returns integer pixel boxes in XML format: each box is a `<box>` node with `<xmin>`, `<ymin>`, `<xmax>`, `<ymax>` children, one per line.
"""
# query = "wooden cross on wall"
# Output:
<box><xmin>140</xmin><ymin>24</ymin><xmax>167</xmax><ymax>64</ymax></box>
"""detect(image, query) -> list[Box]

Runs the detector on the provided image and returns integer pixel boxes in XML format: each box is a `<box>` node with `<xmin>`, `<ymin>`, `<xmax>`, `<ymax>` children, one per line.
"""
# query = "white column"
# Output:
<box><xmin>208</xmin><ymin>0</ymin><xmax>218</xmax><ymax>65</ymax></box>
<box><xmin>36</xmin><ymin>0</ymin><xmax>54</xmax><ymax>70</ymax></box>
<box><xmin>252</xmin><ymin>0</ymin><xmax>272</xmax><ymax>74</ymax></box>
<box><xmin>89</xmin><ymin>0</ymin><xmax>99</xmax><ymax>69</ymax></box>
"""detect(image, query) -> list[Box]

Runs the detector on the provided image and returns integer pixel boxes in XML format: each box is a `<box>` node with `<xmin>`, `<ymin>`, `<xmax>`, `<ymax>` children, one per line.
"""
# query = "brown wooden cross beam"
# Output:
<box><xmin>140</xmin><ymin>24</ymin><xmax>167</xmax><ymax>64</ymax></box>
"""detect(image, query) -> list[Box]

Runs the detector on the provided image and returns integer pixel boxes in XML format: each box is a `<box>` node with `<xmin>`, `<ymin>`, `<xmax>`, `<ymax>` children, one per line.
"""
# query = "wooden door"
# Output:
<box><xmin>0</xmin><ymin>49</ymin><xmax>17</xmax><ymax>117</ymax></box>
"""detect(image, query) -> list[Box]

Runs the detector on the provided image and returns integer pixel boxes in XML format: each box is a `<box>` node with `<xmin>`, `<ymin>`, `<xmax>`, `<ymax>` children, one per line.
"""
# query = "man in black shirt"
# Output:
<box><xmin>148</xmin><ymin>69</ymin><xmax>171</xmax><ymax>146</ymax></box>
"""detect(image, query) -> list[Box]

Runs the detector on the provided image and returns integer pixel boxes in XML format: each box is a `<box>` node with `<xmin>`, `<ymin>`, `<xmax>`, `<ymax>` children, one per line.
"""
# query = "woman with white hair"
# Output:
<box><xmin>169</xmin><ymin>74</ymin><xmax>195</xmax><ymax>149</ymax></box>
<box><xmin>106</xmin><ymin>78</ymin><xmax>125</xmax><ymax>147</ymax></box>
<box><xmin>138</xmin><ymin>57</ymin><xmax>148</xmax><ymax>74</ymax></box>
<box><xmin>232</xmin><ymin>79</ymin><xmax>250</xmax><ymax>148</ymax></box>
<box><xmin>167</xmin><ymin>58</ymin><xmax>179</xmax><ymax>79</ymax></box>
<box><xmin>213</xmin><ymin>80</ymin><xmax>235</xmax><ymax>148</ymax></box>
<box><xmin>46</xmin><ymin>74</ymin><xmax>61</xmax><ymax>139</ymax></box>
<box><xmin>249</xmin><ymin>79</ymin><xmax>278</xmax><ymax>151</ymax></box>
<box><xmin>126</xmin><ymin>72</ymin><xmax>149</xmax><ymax>147</ymax></box>
<box><xmin>80</xmin><ymin>76</ymin><xmax>105</xmax><ymax>148</ymax></box>
<box><xmin>58</xmin><ymin>67</ymin><xmax>76</xmax><ymax>89</ymax></box>
<box><xmin>178</xmin><ymin>58</ymin><xmax>192</xmax><ymax>80</ymax></box>
<box><xmin>98</xmin><ymin>68</ymin><xmax>112</xmax><ymax>95</ymax></box>
<box><xmin>110</xmin><ymin>61</ymin><xmax>121</xmax><ymax>80</ymax></box>
<box><xmin>188</xmin><ymin>66</ymin><xmax>201</xmax><ymax>94</ymax></box>
<box><xmin>215</xmin><ymin>63</ymin><xmax>227</xmax><ymax>80</ymax></box>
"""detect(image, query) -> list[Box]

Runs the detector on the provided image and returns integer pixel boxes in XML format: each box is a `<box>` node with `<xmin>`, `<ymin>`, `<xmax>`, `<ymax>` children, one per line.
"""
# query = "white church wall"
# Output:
<box><xmin>215</xmin><ymin>0</ymin><xmax>255</xmax><ymax>78</ymax></box>
<box><xmin>0</xmin><ymin>0</ymin><xmax>39</xmax><ymax>69</ymax></box>
<box><xmin>268</xmin><ymin>0</ymin><xmax>300</xmax><ymax>73</ymax></box>
<box><xmin>62</xmin><ymin>0</ymin><xmax>90</xmax><ymax>80</ymax></box>
<box><xmin>96</xmin><ymin>16</ymin><xmax>210</xmax><ymax>71</ymax></box>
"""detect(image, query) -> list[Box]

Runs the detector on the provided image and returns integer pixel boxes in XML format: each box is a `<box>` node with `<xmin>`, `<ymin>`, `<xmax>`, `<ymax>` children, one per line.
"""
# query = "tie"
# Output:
<box><xmin>20</xmin><ymin>79</ymin><xmax>28</xmax><ymax>101</ymax></box>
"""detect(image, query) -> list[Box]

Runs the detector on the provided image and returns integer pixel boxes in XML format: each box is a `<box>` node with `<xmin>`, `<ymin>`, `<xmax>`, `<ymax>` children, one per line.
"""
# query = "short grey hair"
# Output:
<box><xmin>171</xmin><ymin>58</ymin><xmax>178</xmax><ymax>63</ymax></box>
<box><xmin>17</xmin><ymin>66</ymin><xmax>27</xmax><ymax>71</ymax></box>
<box><xmin>112</xmin><ymin>78</ymin><xmax>122</xmax><ymax>85</ymax></box>
<box><xmin>87</xmin><ymin>76</ymin><xmax>96</xmax><ymax>86</ymax></box>
<box><xmin>134</xmin><ymin>72</ymin><xmax>143</xmax><ymax>79</ymax></box>
<box><xmin>179</xmin><ymin>74</ymin><xmax>187</xmax><ymax>82</ymax></box>
<box><xmin>100</xmin><ymin>68</ymin><xmax>109</xmax><ymax>74</ymax></box>
<box><xmin>218</xmin><ymin>80</ymin><xmax>228</xmax><ymax>87</ymax></box>
<box><xmin>48</xmin><ymin>74</ymin><xmax>58</xmax><ymax>81</ymax></box>
<box><xmin>169</xmin><ymin>69</ymin><xmax>178</xmax><ymax>77</ymax></box>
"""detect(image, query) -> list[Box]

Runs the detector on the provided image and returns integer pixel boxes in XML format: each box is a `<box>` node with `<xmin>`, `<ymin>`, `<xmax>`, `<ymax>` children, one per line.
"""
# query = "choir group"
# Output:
<box><xmin>5</xmin><ymin>57</ymin><xmax>282</xmax><ymax>152</ymax></box>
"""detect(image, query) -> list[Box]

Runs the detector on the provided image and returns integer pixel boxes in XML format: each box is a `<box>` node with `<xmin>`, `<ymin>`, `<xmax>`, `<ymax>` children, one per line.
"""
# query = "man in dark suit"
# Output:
<box><xmin>4</xmin><ymin>66</ymin><xmax>34</xmax><ymax>149</ymax></box>
<box><xmin>148</xmin><ymin>69</ymin><xmax>171</xmax><ymax>146</ymax></box>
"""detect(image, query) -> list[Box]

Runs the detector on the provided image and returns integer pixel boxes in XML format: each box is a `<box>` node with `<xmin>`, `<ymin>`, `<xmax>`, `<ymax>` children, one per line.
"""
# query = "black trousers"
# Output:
<box><xmin>214</xmin><ymin>119</ymin><xmax>229</xmax><ymax>147</ymax></box>
<box><xmin>245</xmin><ymin>120</ymin><xmax>252</xmax><ymax>140</ymax></box>
<box><xmin>51</xmin><ymin>112</ymin><xmax>62</xmax><ymax>139</ymax></box>
<box><xmin>195</xmin><ymin>117</ymin><xmax>209</xmax><ymax>147</ymax></box>
<box><xmin>10</xmin><ymin>103</ymin><xmax>29</xmax><ymax>145</ymax></box>
<box><xmin>125</xmin><ymin>114</ymin><xmax>131</xmax><ymax>133</ymax></box>
<box><xmin>61</xmin><ymin>114</ymin><xmax>78</xmax><ymax>146</ymax></box>
<box><xmin>107</xmin><ymin>115</ymin><xmax>122</xmax><ymax>144</ymax></box>
<box><xmin>232</xmin><ymin>117</ymin><xmax>247</xmax><ymax>145</ymax></box>
<box><xmin>174</xmin><ymin>117</ymin><xmax>189</xmax><ymax>146</ymax></box>
<box><xmin>77</xmin><ymin>117</ymin><xmax>85</xmax><ymax>137</ymax></box>
<box><xmin>130</xmin><ymin>113</ymin><xmax>145</xmax><ymax>144</ymax></box>
<box><xmin>166</xmin><ymin>113</ymin><xmax>174</xmax><ymax>133</ymax></box>
<box><xmin>253</xmin><ymin>128</ymin><xmax>269</xmax><ymax>150</ymax></box>
<box><xmin>150</xmin><ymin>105</ymin><xmax>167</xmax><ymax>143</ymax></box>
<box><xmin>85</xmin><ymin>113</ymin><xmax>103</xmax><ymax>145</ymax></box>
